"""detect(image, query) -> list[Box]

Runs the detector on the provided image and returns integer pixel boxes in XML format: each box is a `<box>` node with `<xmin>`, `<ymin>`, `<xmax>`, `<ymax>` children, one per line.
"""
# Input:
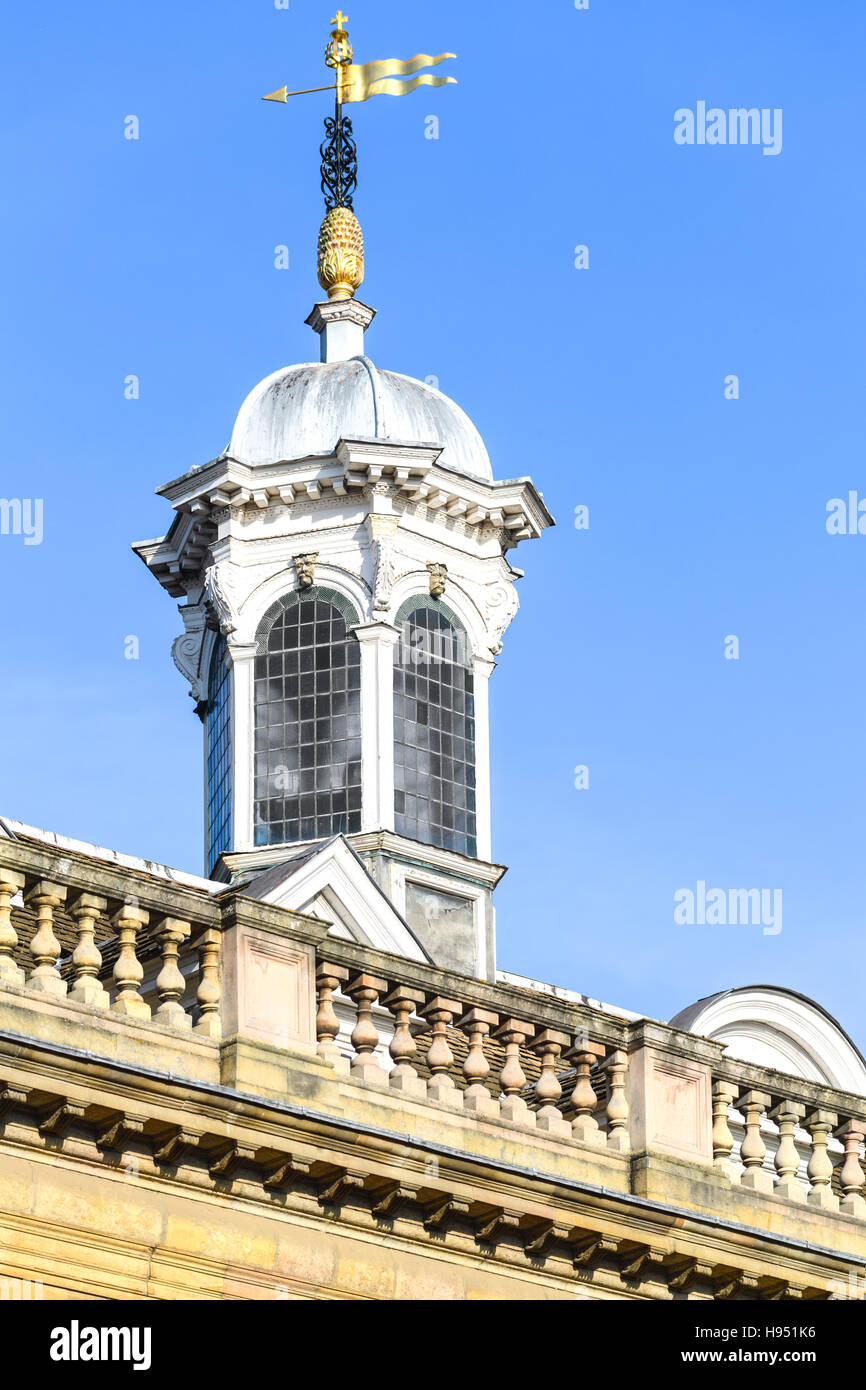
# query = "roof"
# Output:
<box><xmin>671</xmin><ymin>984</ymin><xmax>866</xmax><ymax>1092</ymax></box>
<box><xmin>240</xmin><ymin>834</ymin><xmax>432</xmax><ymax>963</ymax></box>
<box><xmin>0</xmin><ymin>817</ymin><xmax>220</xmax><ymax>894</ymax></box>
<box><xmin>228</xmin><ymin>357</ymin><xmax>494</xmax><ymax>481</ymax></box>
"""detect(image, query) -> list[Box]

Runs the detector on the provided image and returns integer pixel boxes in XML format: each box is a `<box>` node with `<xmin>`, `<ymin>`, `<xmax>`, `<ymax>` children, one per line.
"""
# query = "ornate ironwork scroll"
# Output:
<box><xmin>320</xmin><ymin>113</ymin><xmax>358</xmax><ymax>210</ymax></box>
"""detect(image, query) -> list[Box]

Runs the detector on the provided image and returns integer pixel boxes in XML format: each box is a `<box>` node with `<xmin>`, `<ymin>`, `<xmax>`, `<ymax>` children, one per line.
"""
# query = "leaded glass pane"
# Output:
<box><xmin>206</xmin><ymin>637</ymin><xmax>232</xmax><ymax>874</ymax></box>
<box><xmin>393</xmin><ymin>607</ymin><xmax>476</xmax><ymax>856</ymax></box>
<box><xmin>254</xmin><ymin>594</ymin><xmax>361</xmax><ymax>846</ymax></box>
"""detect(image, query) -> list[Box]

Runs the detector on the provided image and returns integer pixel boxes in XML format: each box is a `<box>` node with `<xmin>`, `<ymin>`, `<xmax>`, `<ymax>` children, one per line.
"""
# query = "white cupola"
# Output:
<box><xmin>135</xmin><ymin>204</ymin><xmax>552</xmax><ymax>980</ymax></box>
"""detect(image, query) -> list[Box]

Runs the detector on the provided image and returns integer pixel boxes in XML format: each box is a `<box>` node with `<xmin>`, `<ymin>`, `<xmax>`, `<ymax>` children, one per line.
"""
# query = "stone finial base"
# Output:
<box><xmin>305</xmin><ymin>298</ymin><xmax>376</xmax><ymax>364</ymax></box>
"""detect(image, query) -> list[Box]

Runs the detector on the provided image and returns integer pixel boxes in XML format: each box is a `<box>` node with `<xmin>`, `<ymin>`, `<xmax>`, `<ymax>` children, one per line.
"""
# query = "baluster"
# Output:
<box><xmin>345</xmin><ymin>973</ymin><xmax>388</xmax><ymax>1085</ymax></box>
<box><xmin>806</xmin><ymin>1109</ymin><xmax>839</xmax><ymax>1211</ymax></box>
<box><xmin>494</xmin><ymin>1018</ymin><xmax>536</xmax><ymax>1126</ymax></box>
<box><xmin>736</xmin><ymin>1090</ymin><xmax>773</xmax><ymax>1193</ymax></box>
<box><xmin>24</xmin><ymin>880</ymin><xmax>68</xmax><ymax>996</ymax></box>
<box><xmin>68</xmin><ymin>892</ymin><xmax>109</xmax><ymax>1008</ymax></box>
<box><xmin>0</xmin><ymin>869</ymin><xmax>25</xmax><ymax>987</ymax></box>
<box><xmin>315</xmin><ymin>963</ymin><xmax>350</xmax><ymax>1072</ymax></box>
<box><xmin>836</xmin><ymin>1120</ymin><xmax>866</xmax><ymax>1217</ymax></box>
<box><xmin>154</xmin><ymin>918</ymin><xmax>192</xmax><ymax>1029</ymax></box>
<box><xmin>420</xmin><ymin>997</ymin><xmax>463</xmax><ymax>1108</ymax></box>
<box><xmin>531</xmin><ymin>1029</ymin><xmax>571</xmax><ymax>1138</ymax></box>
<box><xmin>565</xmin><ymin>1036</ymin><xmax>605</xmax><ymax>1145</ymax></box>
<box><xmin>458</xmin><ymin>1007</ymin><xmax>499</xmax><ymax>1117</ymax></box>
<box><xmin>383</xmin><ymin>985</ymin><xmax>426</xmax><ymax>1096</ymax></box>
<box><xmin>110</xmin><ymin>904</ymin><xmax>151</xmax><ymax>1019</ymax></box>
<box><xmin>602</xmin><ymin>1048</ymin><xmax>630</xmax><ymax>1151</ymax></box>
<box><xmin>712</xmin><ymin>1080</ymin><xmax>739</xmax><ymax>1177</ymax></box>
<box><xmin>769</xmin><ymin>1099</ymin><xmax>806</xmax><ymax>1201</ymax></box>
<box><xmin>194</xmin><ymin>929</ymin><xmax>222</xmax><ymax>1038</ymax></box>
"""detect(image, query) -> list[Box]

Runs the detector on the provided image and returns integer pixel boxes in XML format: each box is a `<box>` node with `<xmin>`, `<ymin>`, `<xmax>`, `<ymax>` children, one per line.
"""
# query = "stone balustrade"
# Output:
<box><xmin>0</xmin><ymin>841</ymin><xmax>224</xmax><ymax>1038</ymax></box>
<box><xmin>2</xmin><ymin>833</ymin><xmax>866</xmax><ymax>1246</ymax></box>
<box><xmin>314</xmin><ymin>943</ymin><xmax>629</xmax><ymax>1146</ymax></box>
<box><xmin>711</xmin><ymin>1058</ymin><xmax>866</xmax><ymax>1216</ymax></box>
<box><xmin>313</xmin><ymin>939</ymin><xmax>866</xmax><ymax>1231</ymax></box>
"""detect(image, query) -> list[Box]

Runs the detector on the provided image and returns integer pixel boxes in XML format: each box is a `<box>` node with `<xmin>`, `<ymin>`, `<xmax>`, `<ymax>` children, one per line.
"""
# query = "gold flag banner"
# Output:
<box><xmin>355</xmin><ymin>73</ymin><xmax>457</xmax><ymax>100</ymax></box>
<box><xmin>344</xmin><ymin>52</ymin><xmax>457</xmax><ymax>103</ymax></box>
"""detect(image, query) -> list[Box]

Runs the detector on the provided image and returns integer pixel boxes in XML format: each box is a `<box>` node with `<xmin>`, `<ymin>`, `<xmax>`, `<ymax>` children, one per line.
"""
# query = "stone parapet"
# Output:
<box><xmin>1</xmin><ymin>834</ymin><xmax>865</xmax><ymax>1299</ymax></box>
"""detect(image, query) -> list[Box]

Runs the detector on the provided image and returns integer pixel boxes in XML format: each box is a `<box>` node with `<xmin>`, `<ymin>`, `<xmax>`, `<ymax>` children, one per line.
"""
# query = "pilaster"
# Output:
<box><xmin>353</xmin><ymin>621</ymin><xmax>400</xmax><ymax>834</ymax></box>
<box><xmin>227</xmin><ymin>640</ymin><xmax>258</xmax><ymax>854</ymax></box>
<box><xmin>472</xmin><ymin>654</ymin><xmax>496</xmax><ymax>863</ymax></box>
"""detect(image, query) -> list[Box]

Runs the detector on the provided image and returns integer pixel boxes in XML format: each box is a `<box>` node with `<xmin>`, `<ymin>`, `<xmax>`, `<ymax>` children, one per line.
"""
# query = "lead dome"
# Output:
<box><xmin>227</xmin><ymin>358</ymin><xmax>493</xmax><ymax>482</ymax></box>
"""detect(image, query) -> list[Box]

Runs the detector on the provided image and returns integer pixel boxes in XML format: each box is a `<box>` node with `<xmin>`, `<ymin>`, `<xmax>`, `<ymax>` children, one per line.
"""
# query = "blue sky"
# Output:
<box><xmin>2</xmin><ymin>1</ymin><xmax>865</xmax><ymax>1045</ymax></box>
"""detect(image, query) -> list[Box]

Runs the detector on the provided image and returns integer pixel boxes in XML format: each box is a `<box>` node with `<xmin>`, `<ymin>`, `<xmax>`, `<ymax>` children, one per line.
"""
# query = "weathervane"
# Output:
<box><xmin>263</xmin><ymin>12</ymin><xmax>456</xmax><ymax>303</ymax></box>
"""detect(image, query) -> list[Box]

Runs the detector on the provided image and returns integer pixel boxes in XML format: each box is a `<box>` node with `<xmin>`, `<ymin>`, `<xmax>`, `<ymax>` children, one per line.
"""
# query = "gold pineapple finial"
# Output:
<box><xmin>317</xmin><ymin>205</ymin><xmax>364</xmax><ymax>301</ymax></box>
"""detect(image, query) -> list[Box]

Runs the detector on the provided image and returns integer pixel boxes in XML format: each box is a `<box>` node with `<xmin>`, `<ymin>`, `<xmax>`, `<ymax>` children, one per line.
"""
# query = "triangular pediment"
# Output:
<box><xmin>243</xmin><ymin>836</ymin><xmax>430</xmax><ymax>962</ymax></box>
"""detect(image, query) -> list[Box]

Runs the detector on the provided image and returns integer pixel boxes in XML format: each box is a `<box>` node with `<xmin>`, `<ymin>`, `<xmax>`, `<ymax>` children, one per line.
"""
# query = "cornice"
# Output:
<box><xmin>136</xmin><ymin>438</ymin><xmax>553</xmax><ymax>596</ymax></box>
<box><xmin>349</xmin><ymin>830</ymin><xmax>508</xmax><ymax>888</ymax></box>
<box><xmin>0</xmin><ymin>1025</ymin><xmax>856</xmax><ymax>1300</ymax></box>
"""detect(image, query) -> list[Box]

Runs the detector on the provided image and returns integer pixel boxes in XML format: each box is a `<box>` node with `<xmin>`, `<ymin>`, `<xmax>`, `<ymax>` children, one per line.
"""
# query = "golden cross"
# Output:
<box><xmin>331</xmin><ymin>10</ymin><xmax>348</xmax><ymax>30</ymax></box>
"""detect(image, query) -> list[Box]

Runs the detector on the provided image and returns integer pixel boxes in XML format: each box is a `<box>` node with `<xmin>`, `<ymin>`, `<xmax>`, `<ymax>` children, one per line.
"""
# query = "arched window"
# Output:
<box><xmin>254</xmin><ymin>588</ymin><xmax>361</xmax><ymax>847</ymax></box>
<box><xmin>206</xmin><ymin>635</ymin><xmax>232</xmax><ymax>874</ymax></box>
<box><xmin>393</xmin><ymin>599</ymin><xmax>476</xmax><ymax>857</ymax></box>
